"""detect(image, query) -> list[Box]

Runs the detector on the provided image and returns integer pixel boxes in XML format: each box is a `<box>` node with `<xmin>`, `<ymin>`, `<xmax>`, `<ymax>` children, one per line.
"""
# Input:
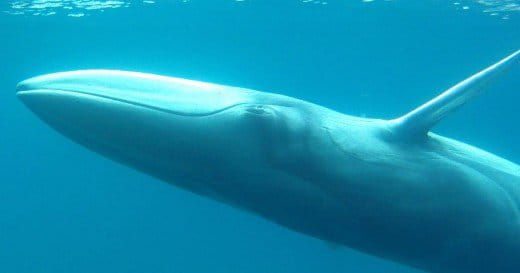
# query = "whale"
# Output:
<box><xmin>17</xmin><ymin>50</ymin><xmax>519</xmax><ymax>273</ymax></box>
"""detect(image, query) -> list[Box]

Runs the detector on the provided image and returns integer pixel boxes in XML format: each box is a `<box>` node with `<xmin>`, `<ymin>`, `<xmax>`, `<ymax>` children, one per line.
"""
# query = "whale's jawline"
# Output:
<box><xmin>17</xmin><ymin>89</ymin><xmax>247</xmax><ymax>117</ymax></box>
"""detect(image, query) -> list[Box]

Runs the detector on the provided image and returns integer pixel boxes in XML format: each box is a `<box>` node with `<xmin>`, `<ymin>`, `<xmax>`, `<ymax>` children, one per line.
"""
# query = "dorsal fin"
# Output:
<box><xmin>389</xmin><ymin>49</ymin><xmax>519</xmax><ymax>139</ymax></box>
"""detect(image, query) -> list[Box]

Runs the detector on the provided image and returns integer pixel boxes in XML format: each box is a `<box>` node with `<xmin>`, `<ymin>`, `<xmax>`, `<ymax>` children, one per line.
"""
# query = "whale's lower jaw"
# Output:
<box><xmin>17</xmin><ymin>89</ymin><xmax>246</xmax><ymax>117</ymax></box>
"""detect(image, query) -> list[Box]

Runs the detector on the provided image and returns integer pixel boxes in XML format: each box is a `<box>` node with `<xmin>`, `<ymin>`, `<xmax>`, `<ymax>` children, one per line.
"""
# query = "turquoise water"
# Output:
<box><xmin>1</xmin><ymin>1</ymin><xmax>519</xmax><ymax>272</ymax></box>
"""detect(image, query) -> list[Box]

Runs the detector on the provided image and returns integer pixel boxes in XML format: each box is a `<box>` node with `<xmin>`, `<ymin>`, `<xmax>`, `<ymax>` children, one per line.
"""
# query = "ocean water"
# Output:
<box><xmin>1</xmin><ymin>1</ymin><xmax>519</xmax><ymax>273</ymax></box>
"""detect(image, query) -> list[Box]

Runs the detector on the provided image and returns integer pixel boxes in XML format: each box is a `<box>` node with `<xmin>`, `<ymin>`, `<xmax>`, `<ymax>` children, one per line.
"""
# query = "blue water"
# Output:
<box><xmin>1</xmin><ymin>1</ymin><xmax>519</xmax><ymax>272</ymax></box>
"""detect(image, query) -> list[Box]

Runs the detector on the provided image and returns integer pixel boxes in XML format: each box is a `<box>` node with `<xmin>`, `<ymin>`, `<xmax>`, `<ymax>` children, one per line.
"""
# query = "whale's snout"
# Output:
<box><xmin>16</xmin><ymin>70</ymin><xmax>251</xmax><ymax>116</ymax></box>
<box><xmin>16</xmin><ymin>79</ymin><xmax>31</xmax><ymax>93</ymax></box>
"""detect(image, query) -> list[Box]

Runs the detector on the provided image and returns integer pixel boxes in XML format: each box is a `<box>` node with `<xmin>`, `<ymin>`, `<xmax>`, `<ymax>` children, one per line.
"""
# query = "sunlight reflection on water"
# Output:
<box><xmin>2</xmin><ymin>0</ymin><xmax>519</xmax><ymax>18</ymax></box>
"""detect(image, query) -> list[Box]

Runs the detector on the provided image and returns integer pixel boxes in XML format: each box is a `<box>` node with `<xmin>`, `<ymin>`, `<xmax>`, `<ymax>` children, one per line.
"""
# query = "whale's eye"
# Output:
<box><xmin>245</xmin><ymin>105</ymin><xmax>268</xmax><ymax>115</ymax></box>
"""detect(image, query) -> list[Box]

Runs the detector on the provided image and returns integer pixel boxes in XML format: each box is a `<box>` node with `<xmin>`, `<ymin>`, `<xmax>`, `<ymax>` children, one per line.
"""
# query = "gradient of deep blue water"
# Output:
<box><xmin>1</xmin><ymin>1</ymin><xmax>519</xmax><ymax>272</ymax></box>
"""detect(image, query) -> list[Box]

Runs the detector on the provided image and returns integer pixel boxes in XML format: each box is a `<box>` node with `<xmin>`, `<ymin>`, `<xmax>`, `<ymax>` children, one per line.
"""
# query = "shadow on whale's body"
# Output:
<box><xmin>17</xmin><ymin>50</ymin><xmax>520</xmax><ymax>273</ymax></box>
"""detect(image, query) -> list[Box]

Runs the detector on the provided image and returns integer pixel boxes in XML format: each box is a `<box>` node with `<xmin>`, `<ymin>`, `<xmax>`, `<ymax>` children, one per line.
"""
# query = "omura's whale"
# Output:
<box><xmin>17</xmin><ymin>50</ymin><xmax>519</xmax><ymax>273</ymax></box>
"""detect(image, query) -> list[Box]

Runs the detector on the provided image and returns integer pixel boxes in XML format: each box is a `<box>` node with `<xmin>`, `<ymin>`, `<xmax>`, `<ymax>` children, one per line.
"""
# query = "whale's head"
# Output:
<box><xmin>16</xmin><ymin>70</ymin><xmax>308</xmax><ymax>193</ymax></box>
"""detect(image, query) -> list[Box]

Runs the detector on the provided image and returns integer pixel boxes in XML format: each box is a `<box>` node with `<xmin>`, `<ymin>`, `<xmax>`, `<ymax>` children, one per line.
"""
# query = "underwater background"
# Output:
<box><xmin>1</xmin><ymin>1</ymin><xmax>519</xmax><ymax>272</ymax></box>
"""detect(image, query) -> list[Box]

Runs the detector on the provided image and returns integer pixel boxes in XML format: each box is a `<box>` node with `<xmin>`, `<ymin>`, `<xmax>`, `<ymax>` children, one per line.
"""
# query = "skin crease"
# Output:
<box><xmin>16</xmin><ymin>51</ymin><xmax>519</xmax><ymax>273</ymax></box>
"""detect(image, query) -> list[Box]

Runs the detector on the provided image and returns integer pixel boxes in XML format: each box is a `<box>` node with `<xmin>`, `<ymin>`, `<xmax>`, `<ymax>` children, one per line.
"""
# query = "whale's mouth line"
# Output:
<box><xmin>17</xmin><ymin>88</ymin><xmax>248</xmax><ymax>117</ymax></box>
